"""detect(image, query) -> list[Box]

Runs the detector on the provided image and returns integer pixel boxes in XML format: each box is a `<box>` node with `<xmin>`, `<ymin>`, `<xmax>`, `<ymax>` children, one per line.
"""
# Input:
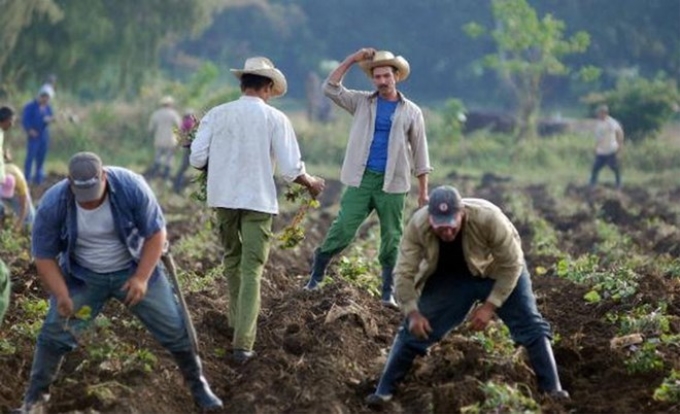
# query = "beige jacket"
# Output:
<box><xmin>149</xmin><ymin>107</ymin><xmax>181</xmax><ymax>148</ymax></box>
<box><xmin>395</xmin><ymin>198</ymin><xmax>524</xmax><ymax>316</ymax></box>
<box><xmin>323</xmin><ymin>80</ymin><xmax>432</xmax><ymax>193</ymax></box>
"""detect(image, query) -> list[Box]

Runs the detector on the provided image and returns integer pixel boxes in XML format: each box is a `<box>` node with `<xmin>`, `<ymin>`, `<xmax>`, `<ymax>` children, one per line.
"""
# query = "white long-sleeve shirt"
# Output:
<box><xmin>190</xmin><ymin>96</ymin><xmax>306</xmax><ymax>214</ymax></box>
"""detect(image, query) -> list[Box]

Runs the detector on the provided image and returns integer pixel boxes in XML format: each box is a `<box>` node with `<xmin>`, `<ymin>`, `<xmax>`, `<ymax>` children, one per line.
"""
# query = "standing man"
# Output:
<box><xmin>147</xmin><ymin>95</ymin><xmax>181</xmax><ymax>181</ymax></box>
<box><xmin>366</xmin><ymin>186</ymin><xmax>569</xmax><ymax>407</ymax></box>
<box><xmin>22</xmin><ymin>86</ymin><xmax>54</xmax><ymax>185</ymax></box>
<box><xmin>2</xmin><ymin>163</ymin><xmax>36</xmax><ymax>232</ymax></box>
<box><xmin>190</xmin><ymin>57</ymin><xmax>324</xmax><ymax>363</ymax></box>
<box><xmin>18</xmin><ymin>152</ymin><xmax>222</xmax><ymax>412</ymax></box>
<box><xmin>589</xmin><ymin>104</ymin><xmax>624</xmax><ymax>189</ymax></box>
<box><xmin>303</xmin><ymin>48</ymin><xmax>432</xmax><ymax>308</ymax></box>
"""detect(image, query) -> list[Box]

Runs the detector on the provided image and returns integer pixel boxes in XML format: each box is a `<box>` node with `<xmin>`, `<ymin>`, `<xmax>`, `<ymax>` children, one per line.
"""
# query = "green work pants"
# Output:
<box><xmin>216</xmin><ymin>208</ymin><xmax>273</xmax><ymax>351</ymax></box>
<box><xmin>320</xmin><ymin>170</ymin><xmax>406</xmax><ymax>268</ymax></box>
<box><xmin>0</xmin><ymin>259</ymin><xmax>9</xmax><ymax>324</ymax></box>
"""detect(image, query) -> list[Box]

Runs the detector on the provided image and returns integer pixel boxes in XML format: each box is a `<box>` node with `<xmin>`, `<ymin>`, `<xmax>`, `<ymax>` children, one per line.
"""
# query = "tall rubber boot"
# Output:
<box><xmin>23</xmin><ymin>345</ymin><xmax>66</xmax><ymax>408</ymax></box>
<box><xmin>526</xmin><ymin>337</ymin><xmax>570</xmax><ymax>399</ymax></box>
<box><xmin>171</xmin><ymin>350</ymin><xmax>223</xmax><ymax>410</ymax></box>
<box><xmin>380</xmin><ymin>267</ymin><xmax>398</xmax><ymax>308</ymax></box>
<box><xmin>303</xmin><ymin>248</ymin><xmax>333</xmax><ymax>290</ymax></box>
<box><xmin>366</xmin><ymin>331</ymin><xmax>419</xmax><ymax>407</ymax></box>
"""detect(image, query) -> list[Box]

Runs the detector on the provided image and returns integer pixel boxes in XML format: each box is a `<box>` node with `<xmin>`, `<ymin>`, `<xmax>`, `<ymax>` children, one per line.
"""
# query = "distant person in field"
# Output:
<box><xmin>0</xmin><ymin>106</ymin><xmax>15</xmax><ymax>199</ymax></box>
<box><xmin>589</xmin><ymin>104</ymin><xmax>624</xmax><ymax>189</ymax></box>
<box><xmin>303</xmin><ymin>48</ymin><xmax>432</xmax><ymax>308</ymax></box>
<box><xmin>147</xmin><ymin>95</ymin><xmax>181</xmax><ymax>181</ymax></box>
<box><xmin>18</xmin><ymin>152</ymin><xmax>222</xmax><ymax>412</ymax></box>
<box><xmin>1</xmin><ymin>164</ymin><xmax>35</xmax><ymax>232</ymax></box>
<box><xmin>22</xmin><ymin>86</ymin><xmax>55</xmax><ymax>185</ymax></box>
<box><xmin>40</xmin><ymin>74</ymin><xmax>57</xmax><ymax>100</ymax></box>
<box><xmin>173</xmin><ymin>108</ymin><xmax>198</xmax><ymax>194</ymax></box>
<box><xmin>190</xmin><ymin>57</ymin><xmax>325</xmax><ymax>364</ymax></box>
<box><xmin>366</xmin><ymin>186</ymin><xmax>569</xmax><ymax>408</ymax></box>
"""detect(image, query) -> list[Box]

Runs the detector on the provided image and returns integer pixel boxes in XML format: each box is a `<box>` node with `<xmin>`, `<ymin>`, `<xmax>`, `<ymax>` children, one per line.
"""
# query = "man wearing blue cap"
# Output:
<box><xmin>366</xmin><ymin>186</ymin><xmax>568</xmax><ymax>407</ymax></box>
<box><xmin>18</xmin><ymin>152</ymin><xmax>222</xmax><ymax>412</ymax></box>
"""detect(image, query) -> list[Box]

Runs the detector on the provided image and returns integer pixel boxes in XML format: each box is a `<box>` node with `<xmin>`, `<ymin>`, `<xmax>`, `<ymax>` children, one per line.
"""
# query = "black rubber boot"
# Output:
<box><xmin>172</xmin><ymin>350</ymin><xmax>223</xmax><ymax>410</ymax></box>
<box><xmin>380</xmin><ymin>267</ymin><xmax>398</xmax><ymax>308</ymax></box>
<box><xmin>526</xmin><ymin>337</ymin><xmax>570</xmax><ymax>399</ymax></box>
<box><xmin>304</xmin><ymin>248</ymin><xmax>333</xmax><ymax>290</ymax></box>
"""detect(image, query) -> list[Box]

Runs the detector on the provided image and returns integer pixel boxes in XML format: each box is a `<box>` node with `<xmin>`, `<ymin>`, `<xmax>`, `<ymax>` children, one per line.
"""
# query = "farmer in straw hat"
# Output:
<box><xmin>190</xmin><ymin>56</ymin><xmax>324</xmax><ymax>364</ymax></box>
<box><xmin>147</xmin><ymin>95</ymin><xmax>181</xmax><ymax>181</ymax></box>
<box><xmin>303</xmin><ymin>48</ymin><xmax>432</xmax><ymax>308</ymax></box>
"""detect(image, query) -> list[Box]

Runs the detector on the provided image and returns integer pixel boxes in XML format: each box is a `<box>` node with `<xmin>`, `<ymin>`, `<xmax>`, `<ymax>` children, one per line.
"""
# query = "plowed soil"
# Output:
<box><xmin>2</xmin><ymin>172</ymin><xmax>680</xmax><ymax>413</ymax></box>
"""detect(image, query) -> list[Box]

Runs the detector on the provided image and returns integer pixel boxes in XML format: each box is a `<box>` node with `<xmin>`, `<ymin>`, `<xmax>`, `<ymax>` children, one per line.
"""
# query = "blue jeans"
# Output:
<box><xmin>375</xmin><ymin>267</ymin><xmax>551</xmax><ymax>395</ymax></box>
<box><xmin>24</xmin><ymin>135</ymin><xmax>49</xmax><ymax>185</ymax></box>
<box><xmin>36</xmin><ymin>266</ymin><xmax>191</xmax><ymax>353</ymax></box>
<box><xmin>589</xmin><ymin>153</ymin><xmax>621</xmax><ymax>188</ymax></box>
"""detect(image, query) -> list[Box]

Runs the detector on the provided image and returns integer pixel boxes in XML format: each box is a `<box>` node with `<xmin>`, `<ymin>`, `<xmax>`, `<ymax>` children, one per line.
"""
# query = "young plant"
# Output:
<box><xmin>461</xmin><ymin>380</ymin><xmax>539</xmax><ymax>413</ymax></box>
<box><xmin>277</xmin><ymin>184</ymin><xmax>320</xmax><ymax>249</ymax></box>
<box><xmin>654</xmin><ymin>369</ymin><xmax>680</xmax><ymax>403</ymax></box>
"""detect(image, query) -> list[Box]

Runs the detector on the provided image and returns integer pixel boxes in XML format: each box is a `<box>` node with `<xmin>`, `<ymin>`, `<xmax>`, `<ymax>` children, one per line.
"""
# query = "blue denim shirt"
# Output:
<box><xmin>31</xmin><ymin>167</ymin><xmax>166</xmax><ymax>282</ymax></box>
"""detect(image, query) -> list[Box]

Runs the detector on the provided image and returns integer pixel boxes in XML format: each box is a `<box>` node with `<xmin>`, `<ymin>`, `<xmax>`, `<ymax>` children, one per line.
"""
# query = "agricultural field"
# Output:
<box><xmin>2</xmin><ymin>164</ymin><xmax>680</xmax><ymax>413</ymax></box>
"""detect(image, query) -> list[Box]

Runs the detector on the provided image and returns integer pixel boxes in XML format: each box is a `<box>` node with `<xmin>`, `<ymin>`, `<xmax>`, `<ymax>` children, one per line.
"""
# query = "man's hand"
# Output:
<box><xmin>351</xmin><ymin>47</ymin><xmax>376</xmax><ymax>63</ymax></box>
<box><xmin>307</xmin><ymin>175</ymin><xmax>325</xmax><ymax>198</ymax></box>
<box><xmin>56</xmin><ymin>294</ymin><xmax>74</xmax><ymax>318</ymax></box>
<box><xmin>469</xmin><ymin>301</ymin><xmax>496</xmax><ymax>331</ymax></box>
<box><xmin>121</xmin><ymin>275</ymin><xmax>149</xmax><ymax>307</ymax></box>
<box><xmin>28</xmin><ymin>129</ymin><xmax>39</xmax><ymax>138</ymax></box>
<box><xmin>408</xmin><ymin>310</ymin><xmax>432</xmax><ymax>340</ymax></box>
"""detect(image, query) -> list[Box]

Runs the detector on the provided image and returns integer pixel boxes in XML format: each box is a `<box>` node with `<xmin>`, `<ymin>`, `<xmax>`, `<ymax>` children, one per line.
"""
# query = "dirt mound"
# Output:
<box><xmin>3</xmin><ymin>176</ymin><xmax>680</xmax><ymax>413</ymax></box>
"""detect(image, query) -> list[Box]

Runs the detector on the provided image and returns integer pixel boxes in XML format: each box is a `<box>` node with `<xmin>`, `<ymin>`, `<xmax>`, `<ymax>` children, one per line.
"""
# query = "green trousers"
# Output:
<box><xmin>0</xmin><ymin>259</ymin><xmax>9</xmax><ymax>324</ymax></box>
<box><xmin>320</xmin><ymin>170</ymin><xmax>406</xmax><ymax>268</ymax></box>
<box><xmin>216</xmin><ymin>208</ymin><xmax>273</xmax><ymax>351</ymax></box>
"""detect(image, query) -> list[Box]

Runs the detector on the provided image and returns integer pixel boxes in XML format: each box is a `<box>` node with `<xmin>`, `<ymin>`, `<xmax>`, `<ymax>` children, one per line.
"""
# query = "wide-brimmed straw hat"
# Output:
<box><xmin>358</xmin><ymin>50</ymin><xmax>410</xmax><ymax>82</ymax></box>
<box><xmin>231</xmin><ymin>57</ymin><xmax>287</xmax><ymax>97</ymax></box>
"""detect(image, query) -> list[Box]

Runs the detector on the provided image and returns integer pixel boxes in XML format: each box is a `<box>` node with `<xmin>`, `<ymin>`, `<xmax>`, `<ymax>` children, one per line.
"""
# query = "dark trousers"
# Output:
<box><xmin>375</xmin><ymin>267</ymin><xmax>552</xmax><ymax>395</ymax></box>
<box><xmin>589</xmin><ymin>153</ymin><xmax>621</xmax><ymax>188</ymax></box>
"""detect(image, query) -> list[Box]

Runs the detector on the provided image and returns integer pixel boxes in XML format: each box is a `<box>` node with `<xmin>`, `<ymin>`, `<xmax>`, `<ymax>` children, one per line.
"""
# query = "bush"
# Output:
<box><xmin>582</xmin><ymin>76</ymin><xmax>680</xmax><ymax>142</ymax></box>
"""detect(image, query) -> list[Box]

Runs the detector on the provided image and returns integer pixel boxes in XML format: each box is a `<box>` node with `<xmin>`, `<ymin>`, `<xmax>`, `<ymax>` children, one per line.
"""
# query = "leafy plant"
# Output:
<box><xmin>461</xmin><ymin>381</ymin><xmax>539</xmax><ymax>413</ymax></box>
<box><xmin>654</xmin><ymin>370</ymin><xmax>680</xmax><ymax>403</ymax></box>
<box><xmin>277</xmin><ymin>184</ymin><xmax>320</xmax><ymax>249</ymax></box>
<box><xmin>625</xmin><ymin>341</ymin><xmax>664</xmax><ymax>374</ymax></box>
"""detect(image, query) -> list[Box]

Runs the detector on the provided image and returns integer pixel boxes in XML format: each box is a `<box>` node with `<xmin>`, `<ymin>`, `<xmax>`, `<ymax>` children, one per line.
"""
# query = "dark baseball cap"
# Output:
<box><xmin>68</xmin><ymin>152</ymin><xmax>105</xmax><ymax>202</ymax></box>
<box><xmin>428</xmin><ymin>186</ymin><xmax>463</xmax><ymax>228</ymax></box>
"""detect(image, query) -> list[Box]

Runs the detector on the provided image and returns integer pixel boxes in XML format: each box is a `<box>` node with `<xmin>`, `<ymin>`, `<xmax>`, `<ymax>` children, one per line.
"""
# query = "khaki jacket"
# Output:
<box><xmin>395</xmin><ymin>198</ymin><xmax>524</xmax><ymax>316</ymax></box>
<box><xmin>323</xmin><ymin>80</ymin><xmax>432</xmax><ymax>193</ymax></box>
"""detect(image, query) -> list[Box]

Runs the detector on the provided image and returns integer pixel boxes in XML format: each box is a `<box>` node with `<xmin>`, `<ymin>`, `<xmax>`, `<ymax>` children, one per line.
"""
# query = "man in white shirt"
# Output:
<box><xmin>190</xmin><ymin>56</ymin><xmax>324</xmax><ymax>364</ymax></box>
<box><xmin>589</xmin><ymin>104</ymin><xmax>624</xmax><ymax>189</ymax></box>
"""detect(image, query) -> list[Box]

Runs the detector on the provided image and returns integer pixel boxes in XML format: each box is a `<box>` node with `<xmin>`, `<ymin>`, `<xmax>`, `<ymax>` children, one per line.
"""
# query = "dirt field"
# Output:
<box><xmin>2</xmin><ymin>172</ymin><xmax>680</xmax><ymax>413</ymax></box>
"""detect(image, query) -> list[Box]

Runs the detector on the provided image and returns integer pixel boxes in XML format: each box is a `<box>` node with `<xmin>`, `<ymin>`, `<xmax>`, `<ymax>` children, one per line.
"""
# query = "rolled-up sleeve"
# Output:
<box><xmin>323</xmin><ymin>80</ymin><xmax>364</xmax><ymax>115</ymax></box>
<box><xmin>31</xmin><ymin>193</ymin><xmax>65</xmax><ymax>259</ymax></box>
<box><xmin>190</xmin><ymin>111</ymin><xmax>211</xmax><ymax>169</ymax></box>
<box><xmin>271</xmin><ymin>113</ymin><xmax>306</xmax><ymax>182</ymax></box>
<box><xmin>409</xmin><ymin>108</ymin><xmax>432</xmax><ymax>176</ymax></box>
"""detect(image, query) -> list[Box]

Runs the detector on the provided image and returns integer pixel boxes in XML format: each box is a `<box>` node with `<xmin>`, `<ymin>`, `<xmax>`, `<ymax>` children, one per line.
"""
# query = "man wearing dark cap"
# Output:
<box><xmin>18</xmin><ymin>152</ymin><xmax>222</xmax><ymax>412</ymax></box>
<box><xmin>366</xmin><ymin>186</ymin><xmax>568</xmax><ymax>407</ymax></box>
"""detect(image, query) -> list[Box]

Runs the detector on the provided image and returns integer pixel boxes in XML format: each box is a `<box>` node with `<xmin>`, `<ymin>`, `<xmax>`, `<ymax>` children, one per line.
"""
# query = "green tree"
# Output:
<box><xmin>583</xmin><ymin>76</ymin><xmax>680</xmax><ymax>142</ymax></box>
<box><xmin>0</xmin><ymin>0</ymin><xmax>63</xmax><ymax>96</ymax></box>
<box><xmin>465</xmin><ymin>0</ymin><xmax>598</xmax><ymax>139</ymax></box>
<box><xmin>4</xmin><ymin>0</ymin><xmax>237</xmax><ymax>98</ymax></box>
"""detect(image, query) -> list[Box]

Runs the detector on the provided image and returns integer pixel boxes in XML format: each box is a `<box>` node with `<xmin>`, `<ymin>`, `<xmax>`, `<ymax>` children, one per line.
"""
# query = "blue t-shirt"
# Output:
<box><xmin>366</xmin><ymin>97</ymin><xmax>398</xmax><ymax>173</ymax></box>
